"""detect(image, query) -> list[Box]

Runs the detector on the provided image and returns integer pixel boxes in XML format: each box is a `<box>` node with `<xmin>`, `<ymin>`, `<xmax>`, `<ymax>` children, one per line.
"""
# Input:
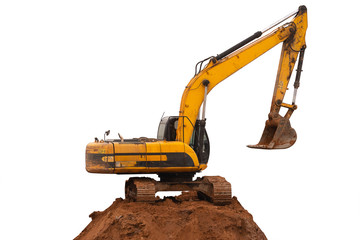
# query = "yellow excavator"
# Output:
<box><xmin>86</xmin><ymin>6</ymin><xmax>307</xmax><ymax>205</ymax></box>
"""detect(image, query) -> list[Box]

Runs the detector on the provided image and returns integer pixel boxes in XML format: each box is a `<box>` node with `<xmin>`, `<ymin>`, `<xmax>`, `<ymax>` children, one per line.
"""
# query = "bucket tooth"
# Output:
<box><xmin>247</xmin><ymin>113</ymin><xmax>297</xmax><ymax>149</ymax></box>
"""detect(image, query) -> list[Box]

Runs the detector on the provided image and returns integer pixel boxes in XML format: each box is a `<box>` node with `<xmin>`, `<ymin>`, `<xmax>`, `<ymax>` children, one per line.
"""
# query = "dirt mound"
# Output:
<box><xmin>75</xmin><ymin>194</ymin><xmax>267</xmax><ymax>240</ymax></box>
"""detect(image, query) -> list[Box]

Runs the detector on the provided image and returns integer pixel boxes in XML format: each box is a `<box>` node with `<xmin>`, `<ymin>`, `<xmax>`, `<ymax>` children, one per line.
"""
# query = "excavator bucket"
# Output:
<box><xmin>247</xmin><ymin>113</ymin><xmax>297</xmax><ymax>149</ymax></box>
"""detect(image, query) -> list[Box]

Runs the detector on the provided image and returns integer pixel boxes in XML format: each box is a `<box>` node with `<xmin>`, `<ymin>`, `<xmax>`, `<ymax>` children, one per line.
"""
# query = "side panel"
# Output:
<box><xmin>113</xmin><ymin>142</ymin><xmax>147</xmax><ymax>169</ymax></box>
<box><xmin>144</xmin><ymin>142</ymin><xmax>198</xmax><ymax>168</ymax></box>
<box><xmin>86</xmin><ymin>140</ymin><xmax>203</xmax><ymax>174</ymax></box>
<box><xmin>86</xmin><ymin>142</ymin><xmax>115</xmax><ymax>173</ymax></box>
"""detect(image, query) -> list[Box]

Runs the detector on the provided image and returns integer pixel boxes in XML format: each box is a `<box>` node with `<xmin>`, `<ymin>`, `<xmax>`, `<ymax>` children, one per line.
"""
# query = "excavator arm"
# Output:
<box><xmin>176</xmin><ymin>6</ymin><xmax>307</xmax><ymax>149</ymax></box>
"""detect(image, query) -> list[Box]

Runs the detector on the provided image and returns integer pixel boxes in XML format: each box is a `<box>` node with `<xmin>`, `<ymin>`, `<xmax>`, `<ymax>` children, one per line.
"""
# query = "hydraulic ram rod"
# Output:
<box><xmin>215</xmin><ymin>6</ymin><xmax>302</xmax><ymax>61</ymax></box>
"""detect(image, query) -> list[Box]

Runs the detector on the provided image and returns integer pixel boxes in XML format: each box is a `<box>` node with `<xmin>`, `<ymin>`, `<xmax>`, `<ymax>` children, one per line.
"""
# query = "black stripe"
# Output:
<box><xmin>86</xmin><ymin>153</ymin><xmax>115</xmax><ymax>169</ymax></box>
<box><xmin>113</xmin><ymin>152</ymin><xmax>165</xmax><ymax>156</ymax></box>
<box><xmin>87</xmin><ymin>152</ymin><xmax>195</xmax><ymax>168</ymax></box>
<box><xmin>136</xmin><ymin>152</ymin><xmax>194</xmax><ymax>168</ymax></box>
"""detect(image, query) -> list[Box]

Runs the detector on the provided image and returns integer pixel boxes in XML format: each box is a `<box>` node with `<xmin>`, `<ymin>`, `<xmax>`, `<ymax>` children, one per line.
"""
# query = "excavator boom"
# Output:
<box><xmin>176</xmin><ymin>5</ymin><xmax>307</xmax><ymax>149</ymax></box>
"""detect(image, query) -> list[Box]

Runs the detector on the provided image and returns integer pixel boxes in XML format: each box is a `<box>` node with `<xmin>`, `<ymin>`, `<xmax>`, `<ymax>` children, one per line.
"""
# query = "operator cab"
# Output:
<box><xmin>157</xmin><ymin>116</ymin><xmax>210</xmax><ymax>164</ymax></box>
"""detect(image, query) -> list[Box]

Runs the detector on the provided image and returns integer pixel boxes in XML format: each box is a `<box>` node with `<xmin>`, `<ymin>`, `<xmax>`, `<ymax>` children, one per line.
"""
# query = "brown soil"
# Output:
<box><xmin>75</xmin><ymin>193</ymin><xmax>267</xmax><ymax>240</ymax></box>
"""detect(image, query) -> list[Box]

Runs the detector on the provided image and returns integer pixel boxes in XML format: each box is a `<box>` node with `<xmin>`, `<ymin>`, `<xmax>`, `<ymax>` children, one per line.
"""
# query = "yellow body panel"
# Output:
<box><xmin>85</xmin><ymin>140</ymin><xmax>203</xmax><ymax>174</ymax></box>
<box><xmin>85</xmin><ymin>142</ymin><xmax>114</xmax><ymax>173</ymax></box>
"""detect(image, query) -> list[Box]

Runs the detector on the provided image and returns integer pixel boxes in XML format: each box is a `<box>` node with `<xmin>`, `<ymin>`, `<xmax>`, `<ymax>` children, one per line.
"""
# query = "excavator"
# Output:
<box><xmin>86</xmin><ymin>6</ymin><xmax>308</xmax><ymax>205</ymax></box>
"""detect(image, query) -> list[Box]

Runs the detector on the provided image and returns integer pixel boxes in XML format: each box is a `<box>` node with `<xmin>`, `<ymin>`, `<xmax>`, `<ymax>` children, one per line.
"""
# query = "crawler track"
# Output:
<box><xmin>125</xmin><ymin>175</ymin><xmax>232</xmax><ymax>205</ymax></box>
<box><xmin>201</xmin><ymin>176</ymin><xmax>232</xmax><ymax>205</ymax></box>
<box><xmin>125</xmin><ymin>178</ymin><xmax>156</xmax><ymax>202</ymax></box>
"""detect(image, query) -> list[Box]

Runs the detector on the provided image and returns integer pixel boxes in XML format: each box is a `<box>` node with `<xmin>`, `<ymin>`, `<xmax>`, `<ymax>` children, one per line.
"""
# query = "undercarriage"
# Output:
<box><xmin>125</xmin><ymin>175</ymin><xmax>232</xmax><ymax>205</ymax></box>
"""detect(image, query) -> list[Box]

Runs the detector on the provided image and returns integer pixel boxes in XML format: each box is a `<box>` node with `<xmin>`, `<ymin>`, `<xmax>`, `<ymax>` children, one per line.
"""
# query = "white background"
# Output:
<box><xmin>1</xmin><ymin>1</ymin><xmax>359</xmax><ymax>239</ymax></box>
